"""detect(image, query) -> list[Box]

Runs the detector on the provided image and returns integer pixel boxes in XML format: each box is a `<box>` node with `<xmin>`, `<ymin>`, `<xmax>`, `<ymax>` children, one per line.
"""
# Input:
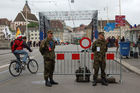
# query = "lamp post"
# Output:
<box><xmin>119</xmin><ymin>0</ymin><xmax>122</xmax><ymax>83</ymax></box>
<box><xmin>25</xmin><ymin>0</ymin><xmax>29</xmax><ymax>41</ymax></box>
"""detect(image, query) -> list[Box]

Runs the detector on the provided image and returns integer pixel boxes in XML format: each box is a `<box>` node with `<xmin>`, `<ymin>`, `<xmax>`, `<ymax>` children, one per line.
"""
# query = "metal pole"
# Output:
<box><xmin>107</xmin><ymin>7</ymin><xmax>109</xmax><ymax>23</ymax></box>
<box><xmin>83</xmin><ymin>49</ymin><xmax>86</xmax><ymax>80</ymax></box>
<box><xmin>119</xmin><ymin>0</ymin><xmax>122</xmax><ymax>83</ymax></box>
<box><xmin>101</xmin><ymin>18</ymin><xmax>103</xmax><ymax>32</ymax></box>
<box><xmin>25</xmin><ymin>1</ymin><xmax>29</xmax><ymax>41</ymax></box>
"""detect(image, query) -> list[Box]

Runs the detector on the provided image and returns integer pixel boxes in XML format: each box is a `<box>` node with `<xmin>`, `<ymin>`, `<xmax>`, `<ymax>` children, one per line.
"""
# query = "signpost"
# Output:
<box><xmin>80</xmin><ymin>37</ymin><xmax>91</xmax><ymax>80</ymax></box>
<box><xmin>80</xmin><ymin>37</ymin><xmax>91</xmax><ymax>49</ymax></box>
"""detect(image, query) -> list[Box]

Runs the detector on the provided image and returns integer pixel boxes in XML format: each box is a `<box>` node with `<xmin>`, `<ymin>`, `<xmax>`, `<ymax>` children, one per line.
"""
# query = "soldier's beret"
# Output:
<box><xmin>47</xmin><ymin>30</ymin><xmax>53</xmax><ymax>34</ymax></box>
<box><xmin>98</xmin><ymin>32</ymin><xmax>104</xmax><ymax>36</ymax></box>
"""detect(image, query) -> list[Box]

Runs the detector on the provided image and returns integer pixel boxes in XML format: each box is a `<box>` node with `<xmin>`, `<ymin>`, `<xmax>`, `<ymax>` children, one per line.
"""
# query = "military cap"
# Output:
<box><xmin>47</xmin><ymin>30</ymin><xmax>53</xmax><ymax>34</ymax></box>
<box><xmin>98</xmin><ymin>32</ymin><xmax>104</xmax><ymax>36</ymax></box>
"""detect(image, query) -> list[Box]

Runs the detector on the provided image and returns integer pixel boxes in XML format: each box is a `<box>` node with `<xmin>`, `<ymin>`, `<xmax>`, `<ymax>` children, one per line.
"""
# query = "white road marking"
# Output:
<box><xmin>0</xmin><ymin>64</ymin><xmax>9</xmax><ymax>69</ymax></box>
<box><xmin>0</xmin><ymin>56</ymin><xmax>35</xmax><ymax>69</ymax></box>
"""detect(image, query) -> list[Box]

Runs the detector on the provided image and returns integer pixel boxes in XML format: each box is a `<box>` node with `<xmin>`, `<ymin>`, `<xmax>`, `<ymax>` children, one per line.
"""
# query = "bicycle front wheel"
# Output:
<box><xmin>9</xmin><ymin>60</ymin><xmax>22</xmax><ymax>77</ymax></box>
<box><xmin>27</xmin><ymin>59</ymin><xmax>38</xmax><ymax>74</ymax></box>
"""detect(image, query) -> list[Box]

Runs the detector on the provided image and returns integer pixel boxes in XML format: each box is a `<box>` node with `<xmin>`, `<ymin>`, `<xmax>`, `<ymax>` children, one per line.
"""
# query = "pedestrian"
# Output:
<box><xmin>137</xmin><ymin>36</ymin><xmax>140</xmax><ymax>56</ymax></box>
<box><xmin>115</xmin><ymin>36</ymin><xmax>120</xmax><ymax>53</ymax></box>
<box><xmin>92</xmin><ymin>32</ymin><xmax>108</xmax><ymax>86</ymax></box>
<box><xmin>33</xmin><ymin>41</ymin><xmax>36</xmax><ymax>47</ymax></box>
<box><xmin>121</xmin><ymin>36</ymin><xmax>125</xmax><ymax>42</ymax></box>
<box><xmin>39</xmin><ymin>30</ymin><xmax>58</xmax><ymax>87</ymax></box>
<box><xmin>39</xmin><ymin>41</ymin><xmax>41</xmax><ymax>47</ymax></box>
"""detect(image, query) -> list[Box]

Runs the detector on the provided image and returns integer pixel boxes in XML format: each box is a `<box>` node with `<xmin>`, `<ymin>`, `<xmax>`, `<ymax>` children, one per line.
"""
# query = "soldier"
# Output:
<box><xmin>39</xmin><ymin>30</ymin><xmax>58</xmax><ymax>87</ymax></box>
<box><xmin>92</xmin><ymin>32</ymin><xmax>108</xmax><ymax>86</ymax></box>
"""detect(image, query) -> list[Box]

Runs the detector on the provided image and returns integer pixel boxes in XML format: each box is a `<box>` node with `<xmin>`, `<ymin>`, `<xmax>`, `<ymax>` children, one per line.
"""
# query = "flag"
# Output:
<box><xmin>104</xmin><ymin>23</ymin><xmax>116</xmax><ymax>32</ymax></box>
<box><xmin>134</xmin><ymin>24</ymin><xmax>137</xmax><ymax>28</ymax></box>
<box><xmin>16</xmin><ymin>27</ymin><xmax>22</xmax><ymax>38</ymax></box>
<box><xmin>130</xmin><ymin>25</ymin><xmax>133</xmax><ymax>29</ymax></box>
<box><xmin>94</xmin><ymin>30</ymin><xmax>98</xmax><ymax>39</ymax></box>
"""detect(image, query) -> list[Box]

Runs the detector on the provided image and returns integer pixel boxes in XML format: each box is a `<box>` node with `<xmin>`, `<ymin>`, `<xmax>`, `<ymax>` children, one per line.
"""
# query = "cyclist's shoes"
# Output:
<box><xmin>22</xmin><ymin>66</ymin><xmax>26</xmax><ymax>70</ymax></box>
<box><xmin>29</xmin><ymin>49</ymin><xmax>32</xmax><ymax>52</ymax></box>
<box><xmin>23</xmin><ymin>62</ymin><xmax>27</xmax><ymax>65</ymax></box>
<box><xmin>15</xmin><ymin>68</ymin><xmax>19</xmax><ymax>73</ymax></box>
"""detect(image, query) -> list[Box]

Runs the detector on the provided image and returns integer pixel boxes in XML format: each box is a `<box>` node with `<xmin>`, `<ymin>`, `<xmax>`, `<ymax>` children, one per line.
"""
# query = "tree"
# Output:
<box><xmin>28</xmin><ymin>22</ymin><xmax>39</xmax><ymax>28</ymax></box>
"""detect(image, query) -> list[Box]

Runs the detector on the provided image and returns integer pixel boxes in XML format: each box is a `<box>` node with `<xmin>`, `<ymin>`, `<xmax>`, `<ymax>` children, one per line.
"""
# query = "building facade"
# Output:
<box><xmin>0</xmin><ymin>18</ymin><xmax>11</xmax><ymax>40</ymax></box>
<box><xmin>13</xmin><ymin>1</ymin><xmax>38</xmax><ymax>42</ymax></box>
<box><xmin>85</xmin><ymin>20</ymin><xmax>131</xmax><ymax>40</ymax></box>
<box><xmin>29</xmin><ymin>27</ymin><xmax>40</xmax><ymax>42</ymax></box>
<box><xmin>50</xmin><ymin>20</ymin><xmax>65</xmax><ymax>42</ymax></box>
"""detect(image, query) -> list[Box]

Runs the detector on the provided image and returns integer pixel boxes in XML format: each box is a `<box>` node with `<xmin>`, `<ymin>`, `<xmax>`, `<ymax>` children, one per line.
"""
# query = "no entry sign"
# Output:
<box><xmin>80</xmin><ymin>37</ymin><xmax>91</xmax><ymax>49</ymax></box>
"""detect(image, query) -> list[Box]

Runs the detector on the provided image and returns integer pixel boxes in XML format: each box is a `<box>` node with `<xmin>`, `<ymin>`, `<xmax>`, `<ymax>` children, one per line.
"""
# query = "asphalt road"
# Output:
<box><xmin>0</xmin><ymin>45</ymin><xmax>140</xmax><ymax>93</ymax></box>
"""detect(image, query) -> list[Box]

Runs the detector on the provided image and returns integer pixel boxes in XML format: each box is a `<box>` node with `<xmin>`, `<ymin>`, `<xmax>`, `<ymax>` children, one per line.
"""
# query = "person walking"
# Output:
<box><xmin>137</xmin><ymin>36</ymin><xmax>140</xmax><ymax>56</ymax></box>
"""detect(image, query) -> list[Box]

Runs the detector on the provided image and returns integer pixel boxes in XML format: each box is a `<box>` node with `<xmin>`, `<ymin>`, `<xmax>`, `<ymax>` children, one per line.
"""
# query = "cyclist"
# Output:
<box><xmin>11</xmin><ymin>36</ymin><xmax>32</xmax><ymax>64</ymax></box>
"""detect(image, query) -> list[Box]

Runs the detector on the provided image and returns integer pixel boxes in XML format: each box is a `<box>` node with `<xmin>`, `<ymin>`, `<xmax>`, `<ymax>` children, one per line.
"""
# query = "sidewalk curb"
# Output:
<box><xmin>117</xmin><ymin>59</ymin><xmax>140</xmax><ymax>75</ymax></box>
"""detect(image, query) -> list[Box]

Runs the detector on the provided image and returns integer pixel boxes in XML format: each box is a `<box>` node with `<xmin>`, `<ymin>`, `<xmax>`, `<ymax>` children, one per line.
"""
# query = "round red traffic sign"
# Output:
<box><xmin>80</xmin><ymin>37</ymin><xmax>91</xmax><ymax>49</ymax></box>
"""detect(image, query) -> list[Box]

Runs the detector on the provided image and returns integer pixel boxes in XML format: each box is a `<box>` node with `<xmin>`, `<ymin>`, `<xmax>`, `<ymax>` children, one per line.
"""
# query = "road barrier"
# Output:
<box><xmin>54</xmin><ymin>51</ymin><xmax>122</xmax><ymax>82</ymax></box>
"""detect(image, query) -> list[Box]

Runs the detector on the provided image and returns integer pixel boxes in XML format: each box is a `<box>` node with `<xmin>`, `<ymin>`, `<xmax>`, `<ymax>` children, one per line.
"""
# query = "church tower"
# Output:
<box><xmin>23</xmin><ymin>0</ymin><xmax>31</xmax><ymax>13</ymax></box>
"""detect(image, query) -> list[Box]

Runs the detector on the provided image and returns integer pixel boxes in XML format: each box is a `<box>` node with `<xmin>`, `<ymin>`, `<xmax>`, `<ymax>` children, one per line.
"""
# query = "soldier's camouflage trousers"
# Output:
<box><xmin>44</xmin><ymin>59</ymin><xmax>55</xmax><ymax>80</ymax></box>
<box><xmin>93</xmin><ymin>60</ymin><xmax>106</xmax><ymax>79</ymax></box>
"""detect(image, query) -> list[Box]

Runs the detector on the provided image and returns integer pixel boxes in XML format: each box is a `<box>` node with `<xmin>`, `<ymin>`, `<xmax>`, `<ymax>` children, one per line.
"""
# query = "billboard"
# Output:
<box><xmin>115</xmin><ymin>15</ymin><xmax>125</xmax><ymax>27</ymax></box>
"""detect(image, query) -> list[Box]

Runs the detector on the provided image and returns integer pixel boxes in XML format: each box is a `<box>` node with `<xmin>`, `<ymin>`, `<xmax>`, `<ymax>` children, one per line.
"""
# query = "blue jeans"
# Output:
<box><xmin>14</xmin><ymin>50</ymin><xmax>28</xmax><ymax>63</ymax></box>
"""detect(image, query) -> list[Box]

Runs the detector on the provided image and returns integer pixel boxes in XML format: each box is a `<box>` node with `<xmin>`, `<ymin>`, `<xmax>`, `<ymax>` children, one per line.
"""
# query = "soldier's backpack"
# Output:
<box><xmin>75</xmin><ymin>67</ymin><xmax>91</xmax><ymax>82</ymax></box>
<box><xmin>134</xmin><ymin>52</ymin><xmax>138</xmax><ymax>58</ymax></box>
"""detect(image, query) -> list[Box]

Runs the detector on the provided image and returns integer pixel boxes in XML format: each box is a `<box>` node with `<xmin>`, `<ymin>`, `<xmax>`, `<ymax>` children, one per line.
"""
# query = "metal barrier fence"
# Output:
<box><xmin>54</xmin><ymin>51</ymin><xmax>122</xmax><ymax>82</ymax></box>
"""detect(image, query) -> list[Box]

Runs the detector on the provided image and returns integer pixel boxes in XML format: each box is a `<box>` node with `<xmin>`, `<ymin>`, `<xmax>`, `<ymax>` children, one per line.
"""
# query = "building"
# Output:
<box><xmin>13</xmin><ymin>1</ymin><xmax>39</xmax><ymax>42</ymax></box>
<box><xmin>14</xmin><ymin>1</ymin><xmax>38</xmax><ymax>35</ymax></box>
<box><xmin>50</xmin><ymin>20</ymin><xmax>65</xmax><ymax>42</ymax></box>
<box><xmin>14</xmin><ymin>1</ymin><xmax>38</xmax><ymax>27</ymax></box>
<box><xmin>29</xmin><ymin>27</ymin><xmax>40</xmax><ymax>42</ymax></box>
<box><xmin>86</xmin><ymin>20</ymin><xmax>131</xmax><ymax>40</ymax></box>
<box><xmin>71</xmin><ymin>24</ymin><xmax>87</xmax><ymax>44</ymax></box>
<box><xmin>63</xmin><ymin>26</ymin><xmax>73</xmax><ymax>42</ymax></box>
<box><xmin>0</xmin><ymin>18</ymin><xmax>11</xmax><ymax>40</ymax></box>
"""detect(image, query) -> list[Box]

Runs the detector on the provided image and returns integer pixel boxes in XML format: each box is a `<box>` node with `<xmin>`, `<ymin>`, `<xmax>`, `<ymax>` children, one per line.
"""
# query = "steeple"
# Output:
<box><xmin>23</xmin><ymin>0</ymin><xmax>31</xmax><ymax>13</ymax></box>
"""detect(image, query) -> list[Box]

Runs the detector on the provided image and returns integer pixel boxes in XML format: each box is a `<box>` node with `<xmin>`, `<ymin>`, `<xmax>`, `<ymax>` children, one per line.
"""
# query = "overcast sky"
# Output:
<box><xmin>0</xmin><ymin>0</ymin><xmax>140</xmax><ymax>27</ymax></box>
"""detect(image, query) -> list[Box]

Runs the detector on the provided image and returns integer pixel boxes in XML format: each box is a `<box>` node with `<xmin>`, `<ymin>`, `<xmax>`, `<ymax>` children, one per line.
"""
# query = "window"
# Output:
<box><xmin>35</xmin><ymin>37</ymin><xmax>37</xmax><ymax>39</ymax></box>
<box><xmin>31</xmin><ymin>37</ymin><xmax>34</xmax><ymax>39</ymax></box>
<box><xmin>35</xmin><ymin>34</ymin><xmax>37</xmax><ymax>36</ymax></box>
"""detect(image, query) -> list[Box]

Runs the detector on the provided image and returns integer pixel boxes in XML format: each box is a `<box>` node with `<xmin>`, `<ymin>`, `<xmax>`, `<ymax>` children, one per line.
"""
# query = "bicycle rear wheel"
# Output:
<box><xmin>27</xmin><ymin>59</ymin><xmax>38</xmax><ymax>74</ymax></box>
<box><xmin>9</xmin><ymin>60</ymin><xmax>22</xmax><ymax>77</ymax></box>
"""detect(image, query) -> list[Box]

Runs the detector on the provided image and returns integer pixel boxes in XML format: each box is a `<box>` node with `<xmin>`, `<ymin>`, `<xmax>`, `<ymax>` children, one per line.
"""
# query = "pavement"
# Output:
<box><xmin>119</xmin><ymin>57</ymin><xmax>140</xmax><ymax>75</ymax></box>
<box><xmin>0</xmin><ymin>45</ymin><xmax>140</xmax><ymax>93</ymax></box>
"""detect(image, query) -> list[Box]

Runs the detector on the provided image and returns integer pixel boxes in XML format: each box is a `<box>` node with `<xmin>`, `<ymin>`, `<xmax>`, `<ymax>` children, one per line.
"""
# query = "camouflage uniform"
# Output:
<box><xmin>92</xmin><ymin>38</ymin><xmax>108</xmax><ymax>79</ymax></box>
<box><xmin>39</xmin><ymin>35</ymin><xmax>55</xmax><ymax>81</ymax></box>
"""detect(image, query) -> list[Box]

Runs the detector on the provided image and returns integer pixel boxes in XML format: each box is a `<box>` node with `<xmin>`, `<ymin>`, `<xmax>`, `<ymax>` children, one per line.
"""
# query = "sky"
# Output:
<box><xmin>0</xmin><ymin>0</ymin><xmax>140</xmax><ymax>27</ymax></box>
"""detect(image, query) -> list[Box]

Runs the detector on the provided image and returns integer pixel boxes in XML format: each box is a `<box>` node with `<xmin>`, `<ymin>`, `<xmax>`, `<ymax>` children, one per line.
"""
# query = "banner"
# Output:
<box><xmin>115</xmin><ymin>15</ymin><xmax>125</xmax><ymax>27</ymax></box>
<box><xmin>16</xmin><ymin>27</ymin><xmax>22</xmax><ymax>38</ymax></box>
<box><xmin>104</xmin><ymin>23</ymin><xmax>115</xmax><ymax>32</ymax></box>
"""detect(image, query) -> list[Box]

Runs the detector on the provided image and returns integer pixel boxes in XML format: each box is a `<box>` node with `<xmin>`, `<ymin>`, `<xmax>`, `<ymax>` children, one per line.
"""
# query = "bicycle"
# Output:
<box><xmin>9</xmin><ymin>54</ymin><xmax>39</xmax><ymax>77</ymax></box>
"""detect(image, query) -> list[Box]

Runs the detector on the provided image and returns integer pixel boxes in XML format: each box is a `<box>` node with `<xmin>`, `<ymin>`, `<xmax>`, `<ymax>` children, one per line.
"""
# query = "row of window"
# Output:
<box><xmin>15</xmin><ymin>22</ymin><xmax>26</xmax><ymax>26</ymax></box>
<box><xmin>30</xmin><ymin>37</ymin><xmax>40</xmax><ymax>40</ymax></box>
<box><xmin>30</xmin><ymin>30</ymin><xmax>39</xmax><ymax>32</ymax></box>
<box><xmin>30</xmin><ymin>34</ymin><xmax>39</xmax><ymax>36</ymax></box>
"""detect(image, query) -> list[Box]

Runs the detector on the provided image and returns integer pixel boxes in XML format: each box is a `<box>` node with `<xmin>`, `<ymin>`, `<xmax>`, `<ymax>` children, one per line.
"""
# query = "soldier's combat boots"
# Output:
<box><xmin>101</xmin><ymin>78</ymin><xmax>108</xmax><ymax>86</ymax></box>
<box><xmin>45</xmin><ymin>80</ymin><xmax>52</xmax><ymax>87</ymax></box>
<box><xmin>50</xmin><ymin>79</ymin><xmax>58</xmax><ymax>85</ymax></box>
<box><xmin>92</xmin><ymin>79</ymin><xmax>97</xmax><ymax>86</ymax></box>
